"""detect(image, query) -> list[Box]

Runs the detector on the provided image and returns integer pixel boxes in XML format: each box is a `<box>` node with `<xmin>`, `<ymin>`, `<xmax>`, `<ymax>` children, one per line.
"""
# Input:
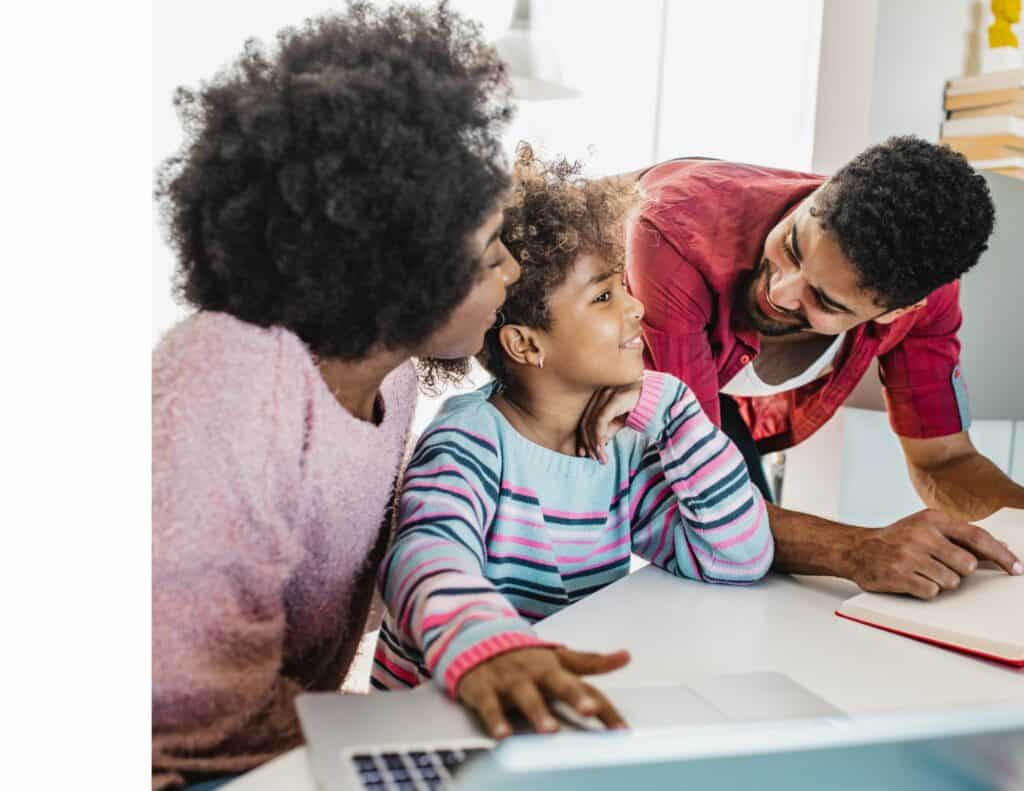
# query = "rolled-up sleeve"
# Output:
<box><xmin>879</xmin><ymin>281</ymin><xmax>970</xmax><ymax>439</ymax></box>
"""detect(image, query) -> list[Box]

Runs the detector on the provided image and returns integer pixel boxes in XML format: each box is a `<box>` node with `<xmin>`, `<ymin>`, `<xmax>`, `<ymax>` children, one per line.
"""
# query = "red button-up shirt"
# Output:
<box><xmin>625</xmin><ymin>159</ymin><xmax>970</xmax><ymax>453</ymax></box>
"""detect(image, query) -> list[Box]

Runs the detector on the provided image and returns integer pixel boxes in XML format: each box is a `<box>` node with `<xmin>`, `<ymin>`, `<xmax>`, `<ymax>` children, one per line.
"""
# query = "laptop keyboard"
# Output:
<box><xmin>351</xmin><ymin>748</ymin><xmax>488</xmax><ymax>790</ymax></box>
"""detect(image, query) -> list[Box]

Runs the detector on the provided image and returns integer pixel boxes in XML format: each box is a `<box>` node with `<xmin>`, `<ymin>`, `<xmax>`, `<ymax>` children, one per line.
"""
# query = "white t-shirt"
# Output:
<box><xmin>721</xmin><ymin>332</ymin><xmax>846</xmax><ymax>397</ymax></box>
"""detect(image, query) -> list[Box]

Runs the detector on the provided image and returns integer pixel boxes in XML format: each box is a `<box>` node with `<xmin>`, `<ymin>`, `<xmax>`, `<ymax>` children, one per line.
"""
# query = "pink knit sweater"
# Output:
<box><xmin>152</xmin><ymin>312</ymin><xmax>416</xmax><ymax>789</ymax></box>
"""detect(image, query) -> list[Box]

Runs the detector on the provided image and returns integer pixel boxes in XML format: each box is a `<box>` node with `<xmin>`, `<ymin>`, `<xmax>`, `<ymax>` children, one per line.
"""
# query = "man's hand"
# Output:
<box><xmin>456</xmin><ymin>646</ymin><xmax>630</xmax><ymax>739</ymax></box>
<box><xmin>575</xmin><ymin>381</ymin><xmax>644</xmax><ymax>464</ymax></box>
<box><xmin>845</xmin><ymin>509</ymin><xmax>1023</xmax><ymax>599</ymax></box>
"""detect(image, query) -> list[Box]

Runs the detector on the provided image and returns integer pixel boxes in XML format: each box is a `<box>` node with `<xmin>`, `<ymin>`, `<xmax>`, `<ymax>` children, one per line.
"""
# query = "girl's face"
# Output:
<box><xmin>539</xmin><ymin>252</ymin><xmax>646</xmax><ymax>389</ymax></box>
<box><xmin>419</xmin><ymin>205</ymin><xmax>521</xmax><ymax>359</ymax></box>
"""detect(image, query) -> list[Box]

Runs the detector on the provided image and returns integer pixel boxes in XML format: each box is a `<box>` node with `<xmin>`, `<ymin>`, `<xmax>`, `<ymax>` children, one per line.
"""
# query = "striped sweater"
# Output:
<box><xmin>372</xmin><ymin>371</ymin><xmax>773</xmax><ymax>697</ymax></box>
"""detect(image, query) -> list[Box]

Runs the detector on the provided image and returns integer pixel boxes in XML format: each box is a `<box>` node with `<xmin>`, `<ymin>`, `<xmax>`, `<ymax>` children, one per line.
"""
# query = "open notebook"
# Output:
<box><xmin>836</xmin><ymin>508</ymin><xmax>1024</xmax><ymax>666</ymax></box>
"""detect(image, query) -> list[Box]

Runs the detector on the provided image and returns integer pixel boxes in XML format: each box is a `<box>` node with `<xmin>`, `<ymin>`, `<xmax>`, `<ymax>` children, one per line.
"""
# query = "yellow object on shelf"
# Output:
<box><xmin>989</xmin><ymin>0</ymin><xmax>1021</xmax><ymax>49</ymax></box>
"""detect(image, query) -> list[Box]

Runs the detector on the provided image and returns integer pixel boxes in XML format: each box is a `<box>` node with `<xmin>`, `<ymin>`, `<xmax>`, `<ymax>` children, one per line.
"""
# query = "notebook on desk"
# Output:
<box><xmin>836</xmin><ymin>508</ymin><xmax>1024</xmax><ymax>666</ymax></box>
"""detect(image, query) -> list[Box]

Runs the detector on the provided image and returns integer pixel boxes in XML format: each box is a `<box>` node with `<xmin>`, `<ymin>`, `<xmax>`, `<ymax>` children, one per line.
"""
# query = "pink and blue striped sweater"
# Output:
<box><xmin>372</xmin><ymin>371</ymin><xmax>773</xmax><ymax>697</ymax></box>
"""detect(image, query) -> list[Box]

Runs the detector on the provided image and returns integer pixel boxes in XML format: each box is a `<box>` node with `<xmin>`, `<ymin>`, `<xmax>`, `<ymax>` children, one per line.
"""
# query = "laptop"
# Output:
<box><xmin>457</xmin><ymin>703</ymin><xmax>1024</xmax><ymax>791</ymax></box>
<box><xmin>296</xmin><ymin>671</ymin><xmax>843</xmax><ymax>791</ymax></box>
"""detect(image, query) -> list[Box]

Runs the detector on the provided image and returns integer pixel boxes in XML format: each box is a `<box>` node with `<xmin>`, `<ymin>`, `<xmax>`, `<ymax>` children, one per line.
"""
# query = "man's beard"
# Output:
<box><xmin>740</xmin><ymin>258</ymin><xmax>810</xmax><ymax>337</ymax></box>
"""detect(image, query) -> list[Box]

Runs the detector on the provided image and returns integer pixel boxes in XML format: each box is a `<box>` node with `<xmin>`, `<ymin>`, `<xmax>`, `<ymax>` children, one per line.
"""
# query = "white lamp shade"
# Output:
<box><xmin>494</xmin><ymin>23</ymin><xmax>580</xmax><ymax>101</ymax></box>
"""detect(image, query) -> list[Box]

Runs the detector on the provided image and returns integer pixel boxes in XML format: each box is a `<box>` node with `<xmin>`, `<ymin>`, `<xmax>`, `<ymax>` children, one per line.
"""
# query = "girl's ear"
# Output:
<box><xmin>499</xmin><ymin>324</ymin><xmax>545</xmax><ymax>368</ymax></box>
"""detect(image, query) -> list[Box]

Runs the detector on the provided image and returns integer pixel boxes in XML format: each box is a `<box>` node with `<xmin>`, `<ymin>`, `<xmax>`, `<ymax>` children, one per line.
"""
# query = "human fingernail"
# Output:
<box><xmin>494</xmin><ymin>723</ymin><xmax>511</xmax><ymax>737</ymax></box>
<box><xmin>578</xmin><ymin>696</ymin><xmax>597</xmax><ymax>712</ymax></box>
<box><xmin>542</xmin><ymin>717</ymin><xmax>558</xmax><ymax>730</ymax></box>
<box><xmin>1012</xmin><ymin>561</ymin><xmax>1023</xmax><ymax>575</ymax></box>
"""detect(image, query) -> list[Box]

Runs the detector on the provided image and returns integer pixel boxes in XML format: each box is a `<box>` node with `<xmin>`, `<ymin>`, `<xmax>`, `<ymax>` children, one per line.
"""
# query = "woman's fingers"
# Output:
<box><xmin>555</xmin><ymin>647</ymin><xmax>631</xmax><ymax>675</ymax></box>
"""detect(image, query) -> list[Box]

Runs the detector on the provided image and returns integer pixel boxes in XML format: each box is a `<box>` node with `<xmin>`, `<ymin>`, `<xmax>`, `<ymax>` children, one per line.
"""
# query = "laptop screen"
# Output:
<box><xmin>456</xmin><ymin>704</ymin><xmax>1024</xmax><ymax>791</ymax></box>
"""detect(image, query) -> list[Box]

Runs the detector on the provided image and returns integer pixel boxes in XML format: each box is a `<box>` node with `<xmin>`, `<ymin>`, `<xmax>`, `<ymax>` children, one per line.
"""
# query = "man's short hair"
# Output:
<box><xmin>812</xmin><ymin>136</ymin><xmax>995</xmax><ymax>310</ymax></box>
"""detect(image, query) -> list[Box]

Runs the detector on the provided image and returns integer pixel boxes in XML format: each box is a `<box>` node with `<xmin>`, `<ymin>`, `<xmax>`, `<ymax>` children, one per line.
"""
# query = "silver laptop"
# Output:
<box><xmin>457</xmin><ymin>703</ymin><xmax>1024</xmax><ymax>791</ymax></box>
<box><xmin>296</xmin><ymin>671</ymin><xmax>843</xmax><ymax>791</ymax></box>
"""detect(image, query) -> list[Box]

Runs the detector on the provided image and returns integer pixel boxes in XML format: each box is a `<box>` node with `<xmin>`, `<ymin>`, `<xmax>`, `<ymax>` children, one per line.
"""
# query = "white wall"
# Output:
<box><xmin>656</xmin><ymin>0</ymin><xmax>823</xmax><ymax>170</ymax></box>
<box><xmin>869</xmin><ymin>0</ymin><xmax>981</xmax><ymax>144</ymax></box>
<box><xmin>811</xmin><ymin>0</ymin><xmax>879</xmax><ymax>174</ymax></box>
<box><xmin>501</xmin><ymin>1</ymin><xmax>664</xmax><ymax>175</ymax></box>
<box><xmin>811</xmin><ymin>0</ymin><xmax>980</xmax><ymax>174</ymax></box>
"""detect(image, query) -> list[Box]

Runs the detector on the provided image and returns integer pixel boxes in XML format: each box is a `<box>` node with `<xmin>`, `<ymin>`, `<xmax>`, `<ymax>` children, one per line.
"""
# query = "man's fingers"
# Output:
<box><xmin>555</xmin><ymin>647</ymin><xmax>631</xmax><ymax>676</ymax></box>
<box><xmin>916</xmin><ymin>557</ymin><xmax>962</xmax><ymax>592</ymax></box>
<box><xmin>467</xmin><ymin>686</ymin><xmax>512</xmax><ymax>739</ymax></box>
<box><xmin>506</xmin><ymin>681</ymin><xmax>558</xmax><ymax>734</ymax></box>
<box><xmin>928</xmin><ymin>540</ymin><xmax>978</xmax><ymax>578</ymax></box>
<box><xmin>580</xmin><ymin>682</ymin><xmax>629</xmax><ymax>730</ymax></box>
<box><xmin>941</xmin><ymin>521</ymin><xmax>1023</xmax><ymax>576</ymax></box>
<box><xmin>907</xmin><ymin>573</ymin><xmax>941</xmax><ymax>600</ymax></box>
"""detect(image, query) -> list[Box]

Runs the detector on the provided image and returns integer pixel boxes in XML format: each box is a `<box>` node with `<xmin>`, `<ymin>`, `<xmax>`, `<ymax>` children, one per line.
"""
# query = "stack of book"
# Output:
<box><xmin>941</xmin><ymin>67</ymin><xmax>1023</xmax><ymax>180</ymax></box>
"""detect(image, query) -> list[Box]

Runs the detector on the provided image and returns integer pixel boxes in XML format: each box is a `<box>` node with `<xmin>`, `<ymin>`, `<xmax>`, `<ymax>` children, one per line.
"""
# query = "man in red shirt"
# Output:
<box><xmin>619</xmin><ymin>137</ymin><xmax>1024</xmax><ymax>599</ymax></box>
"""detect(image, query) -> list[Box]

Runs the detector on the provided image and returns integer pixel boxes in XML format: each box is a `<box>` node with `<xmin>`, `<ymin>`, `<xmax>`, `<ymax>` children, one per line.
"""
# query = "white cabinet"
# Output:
<box><xmin>1013</xmin><ymin>422</ymin><xmax>1024</xmax><ymax>486</ymax></box>
<box><xmin>782</xmin><ymin>407</ymin><xmax>1015</xmax><ymax>527</ymax></box>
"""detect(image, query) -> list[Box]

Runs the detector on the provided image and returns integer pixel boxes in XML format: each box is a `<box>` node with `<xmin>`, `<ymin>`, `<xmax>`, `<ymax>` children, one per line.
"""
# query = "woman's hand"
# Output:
<box><xmin>456</xmin><ymin>645</ymin><xmax>631</xmax><ymax>739</ymax></box>
<box><xmin>576</xmin><ymin>380</ymin><xmax>644</xmax><ymax>464</ymax></box>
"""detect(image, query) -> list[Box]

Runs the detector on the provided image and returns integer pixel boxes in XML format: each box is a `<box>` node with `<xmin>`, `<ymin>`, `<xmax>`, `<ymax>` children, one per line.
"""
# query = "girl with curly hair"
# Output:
<box><xmin>152</xmin><ymin>4</ymin><xmax>519</xmax><ymax>788</ymax></box>
<box><xmin>371</xmin><ymin>147</ymin><xmax>774</xmax><ymax>738</ymax></box>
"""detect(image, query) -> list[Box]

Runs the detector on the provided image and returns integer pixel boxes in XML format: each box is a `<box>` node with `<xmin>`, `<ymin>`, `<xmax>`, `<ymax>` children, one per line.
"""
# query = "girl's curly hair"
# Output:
<box><xmin>155</xmin><ymin>1</ymin><xmax>512</xmax><ymax>367</ymax></box>
<box><xmin>476</xmin><ymin>144</ymin><xmax>633</xmax><ymax>386</ymax></box>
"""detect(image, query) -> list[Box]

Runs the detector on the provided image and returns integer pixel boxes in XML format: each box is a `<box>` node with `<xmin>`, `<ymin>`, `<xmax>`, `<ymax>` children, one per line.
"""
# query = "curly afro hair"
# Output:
<box><xmin>476</xmin><ymin>144</ymin><xmax>632</xmax><ymax>385</ymax></box>
<box><xmin>813</xmin><ymin>136</ymin><xmax>995</xmax><ymax>310</ymax></box>
<box><xmin>155</xmin><ymin>1</ymin><xmax>513</xmax><ymax>361</ymax></box>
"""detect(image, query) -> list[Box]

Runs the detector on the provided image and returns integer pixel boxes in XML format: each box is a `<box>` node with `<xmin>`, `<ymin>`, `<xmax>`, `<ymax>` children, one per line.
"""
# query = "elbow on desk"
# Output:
<box><xmin>700</xmin><ymin>501</ymin><xmax>774</xmax><ymax>585</ymax></box>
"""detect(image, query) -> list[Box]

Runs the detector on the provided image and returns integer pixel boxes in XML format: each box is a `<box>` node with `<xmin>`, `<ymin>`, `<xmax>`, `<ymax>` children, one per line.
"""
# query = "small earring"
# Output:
<box><xmin>537</xmin><ymin>357</ymin><xmax>544</xmax><ymax>369</ymax></box>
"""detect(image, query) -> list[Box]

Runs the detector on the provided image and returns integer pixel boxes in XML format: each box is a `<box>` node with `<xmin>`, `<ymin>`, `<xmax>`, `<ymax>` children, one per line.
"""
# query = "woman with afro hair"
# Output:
<box><xmin>152</xmin><ymin>4</ymin><xmax>519</xmax><ymax>788</ymax></box>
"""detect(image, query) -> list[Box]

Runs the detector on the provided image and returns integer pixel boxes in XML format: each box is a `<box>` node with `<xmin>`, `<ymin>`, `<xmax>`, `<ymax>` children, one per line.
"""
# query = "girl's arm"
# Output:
<box><xmin>377</xmin><ymin>421</ymin><xmax>555</xmax><ymax>697</ymax></box>
<box><xmin>625</xmin><ymin>372</ymin><xmax>774</xmax><ymax>583</ymax></box>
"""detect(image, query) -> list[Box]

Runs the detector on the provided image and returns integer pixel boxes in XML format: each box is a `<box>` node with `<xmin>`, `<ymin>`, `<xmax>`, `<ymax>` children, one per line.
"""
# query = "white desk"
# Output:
<box><xmin>225</xmin><ymin>509</ymin><xmax>1024</xmax><ymax>790</ymax></box>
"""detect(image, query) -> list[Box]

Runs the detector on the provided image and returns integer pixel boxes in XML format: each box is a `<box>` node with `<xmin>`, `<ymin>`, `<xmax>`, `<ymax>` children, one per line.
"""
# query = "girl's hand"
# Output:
<box><xmin>576</xmin><ymin>380</ymin><xmax>644</xmax><ymax>464</ymax></box>
<box><xmin>456</xmin><ymin>645</ymin><xmax>631</xmax><ymax>739</ymax></box>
